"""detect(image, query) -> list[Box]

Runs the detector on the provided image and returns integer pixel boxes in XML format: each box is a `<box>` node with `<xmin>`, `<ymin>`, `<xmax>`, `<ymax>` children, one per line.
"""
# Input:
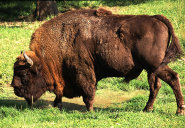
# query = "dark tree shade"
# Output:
<box><xmin>34</xmin><ymin>0</ymin><xmax>58</xmax><ymax>21</ymax></box>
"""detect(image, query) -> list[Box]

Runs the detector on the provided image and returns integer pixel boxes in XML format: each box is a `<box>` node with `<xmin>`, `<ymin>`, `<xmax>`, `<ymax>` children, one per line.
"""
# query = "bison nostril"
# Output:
<box><xmin>11</xmin><ymin>81</ymin><xmax>14</xmax><ymax>87</ymax></box>
<box><xmin>14</xmin><ymin>87</ymin><xmax>18</xmax><ymax>90</ymax></box>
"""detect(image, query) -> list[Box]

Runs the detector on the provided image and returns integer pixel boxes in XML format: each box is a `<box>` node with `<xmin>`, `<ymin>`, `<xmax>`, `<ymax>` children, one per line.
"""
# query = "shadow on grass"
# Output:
<box><xmin>0</xmin><ymin>95</ymin><xmax>149</xmax><ymax>113</ymax></box>
<box><xmin>1</xmin><ymin>99</ymin><xmax>177</xmax><ymax>116</ymax></box>
<box><xmin>0</xmin><ymin>98</ymin><xmax>132</xmax><ymax>112</ymax></box>
<box><xmin>0</xmin><ymin>99</ymin><xmax>96</xmax><ymax>112</ymax></box>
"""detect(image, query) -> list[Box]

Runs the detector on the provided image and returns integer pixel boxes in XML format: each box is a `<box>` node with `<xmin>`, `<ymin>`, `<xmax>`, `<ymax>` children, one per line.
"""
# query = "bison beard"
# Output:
<box><xmin>11</xmin><ymin>8</ymin><xmax>184</xmax><ymax>115</ymax></box>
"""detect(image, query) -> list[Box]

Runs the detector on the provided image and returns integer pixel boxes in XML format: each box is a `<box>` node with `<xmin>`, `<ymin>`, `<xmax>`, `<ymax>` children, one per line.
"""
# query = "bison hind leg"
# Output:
<box><xmin>143</xmin><ymin>72</ymin><xmax>161</xmax><ymax>112</ymax></box>
<box><xmin>156</xmin><ymin>65</ymin><xmax>185</xmax><ymax>115</ymax></box>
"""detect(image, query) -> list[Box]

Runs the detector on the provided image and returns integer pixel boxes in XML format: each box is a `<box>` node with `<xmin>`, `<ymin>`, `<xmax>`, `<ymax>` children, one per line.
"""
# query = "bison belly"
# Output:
<box><xmin>63</xmin><ymin>85</ymin><xmax>83</xmax><ymax>98</ymax></box>
<box><xmin>95</xmin><ymin>41</ymin><xmax>134</xmax><ymax>77</ymax></box>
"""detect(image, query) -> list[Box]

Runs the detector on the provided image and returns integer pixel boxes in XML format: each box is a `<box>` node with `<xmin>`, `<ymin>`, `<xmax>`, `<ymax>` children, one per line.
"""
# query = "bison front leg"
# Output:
<box><xmin>82</xmin><ymin>87</ymin><xmax>96</xmax><ymax>111</ymax></box>
<box><xmin>54</xmin><ymin>95</ymin><xmax>62</xmax><ymax>109</ymax></box>
<box><xmin>144</xmin><ymin>72</ymin><xmax>161</xmax><ymax>112</ymax></box>
<box><xmin>77</xmin><ymin>70</ymin><xmax>96</xmax><ymax>111</ymax></box>
<box><xmin>53</xmin><ymin>84</ymin><xmax>64</xmax><ymax>110</ymax></box>
<box><xmin>83</xmin><ymin>95</ymin><xmax>95</xmax><ymax>111</ymax></box>
<box><xmin>157</xmin><ymin>65</ymin><xmax>185</xmax><ymax>115</ymax></box>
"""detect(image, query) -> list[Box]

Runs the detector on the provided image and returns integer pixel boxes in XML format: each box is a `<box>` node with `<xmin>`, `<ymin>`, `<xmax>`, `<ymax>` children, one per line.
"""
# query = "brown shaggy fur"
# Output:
<box><xmin>11</xmin><ymin>9</ymin><xmax>184</xmax><ymax>114</ymax></box>
<box><xmin>95</xmin><ymin>8</ymin><xmax>112</xmax><ymax>16</ymax></box>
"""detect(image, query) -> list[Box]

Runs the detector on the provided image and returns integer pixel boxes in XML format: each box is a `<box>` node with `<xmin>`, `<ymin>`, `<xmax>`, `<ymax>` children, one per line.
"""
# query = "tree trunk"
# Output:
<box><xmin>34</xmin><ymin>0</ymin><xmax>58</xmax><ymax>21</ymax></box>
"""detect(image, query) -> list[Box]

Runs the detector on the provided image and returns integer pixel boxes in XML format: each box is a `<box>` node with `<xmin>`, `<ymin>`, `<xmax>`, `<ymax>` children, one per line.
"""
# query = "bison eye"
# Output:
<box><xmin>21</xmin><ymin>78</ymin><xmax>28</xmax><ymax>85</ymax></box>
<box><xmin>21</xmin><ymin>77</ymin><xmax>28</xmax><ymax>85</ymax></box>
<box><xmin>21</xmin><ymin>74</ymin><xmax>29</xmax><ymax>85</ymax></box>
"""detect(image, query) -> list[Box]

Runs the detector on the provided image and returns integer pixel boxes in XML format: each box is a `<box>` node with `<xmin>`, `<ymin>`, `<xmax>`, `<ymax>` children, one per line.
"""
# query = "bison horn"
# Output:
<box><xmin>23</xmin><ymin>51</ymin><xmax>33</xmax><ymax>67</ymax></box>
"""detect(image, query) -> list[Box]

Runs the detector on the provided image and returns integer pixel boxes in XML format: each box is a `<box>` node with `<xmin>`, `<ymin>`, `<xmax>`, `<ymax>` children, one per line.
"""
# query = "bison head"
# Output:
<box><xmin>11</xmin><ymin>51</ymin><xmax>47</xmax><ymax>106</ymax></box>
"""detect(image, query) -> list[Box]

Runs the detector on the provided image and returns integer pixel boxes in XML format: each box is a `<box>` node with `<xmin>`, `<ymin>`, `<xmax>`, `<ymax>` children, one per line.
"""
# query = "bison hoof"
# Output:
<box><xmin>57</xmin><ymin>103</ymin><xmax>63</xmax><ymax>111</ymax></box>
<box><xmin>143</xmin><ymin>107</ymin><xmax>153</xmax><ymax>112</ymax></box>
<box><xmin>176</xmin><ymin>110</ymin><xmax>185</xmax><ymax>115</ymax></box>
<box><xmin>176</xmin><ymin>105</ymin><xmax>185</xmax><ymax>115</ymax></box>
<box><xmin>87</xmin><ymin>108</ymin><xmax>94</xmax><ymax>112</ymax></box>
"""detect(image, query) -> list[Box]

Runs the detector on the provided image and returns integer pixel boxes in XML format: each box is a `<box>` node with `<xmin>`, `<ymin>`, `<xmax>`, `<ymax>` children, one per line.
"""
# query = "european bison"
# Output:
<box><xmin>11</xmin><ymin>8</ymin><xmax>184</xmax><ymax>114</ymax></box>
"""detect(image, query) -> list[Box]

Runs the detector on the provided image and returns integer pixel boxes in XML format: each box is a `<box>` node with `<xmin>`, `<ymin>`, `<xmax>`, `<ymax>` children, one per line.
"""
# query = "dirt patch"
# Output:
<box><xmin>93</xmin><ymin>89</ymin><xmax>145</xmax><ymax>108</ymax></box>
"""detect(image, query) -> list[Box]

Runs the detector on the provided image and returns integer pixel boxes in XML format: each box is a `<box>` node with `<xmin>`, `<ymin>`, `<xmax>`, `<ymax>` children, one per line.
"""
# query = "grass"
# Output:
<box><xmin>0</xmin><ymin>0</ymin><xmax>185</xmax><ymax>127</ymax></box>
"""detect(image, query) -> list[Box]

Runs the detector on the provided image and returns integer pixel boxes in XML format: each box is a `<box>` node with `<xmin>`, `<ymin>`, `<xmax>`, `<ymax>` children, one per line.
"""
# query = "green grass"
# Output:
<box><xmin>0</xmin><ymin>22</ymin><xmax>41</xmax><ymax>84</ymax></box>
<box><xmin>0</xmin><ymin>0</ymin><xmax>185</xmax><ymax>127</ymax></box>
<box><xmin>0</xmin><ymin>92</ymin><xmax>185</xmax><ymax>128</ymax></box>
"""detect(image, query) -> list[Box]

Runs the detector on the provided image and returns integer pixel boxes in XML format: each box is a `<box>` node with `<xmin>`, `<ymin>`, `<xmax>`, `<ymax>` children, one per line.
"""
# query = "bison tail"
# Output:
<box><xmin>153</xmin><ymin>15</ymin><xmax>183</xmax><ymax>64</ymax></box>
